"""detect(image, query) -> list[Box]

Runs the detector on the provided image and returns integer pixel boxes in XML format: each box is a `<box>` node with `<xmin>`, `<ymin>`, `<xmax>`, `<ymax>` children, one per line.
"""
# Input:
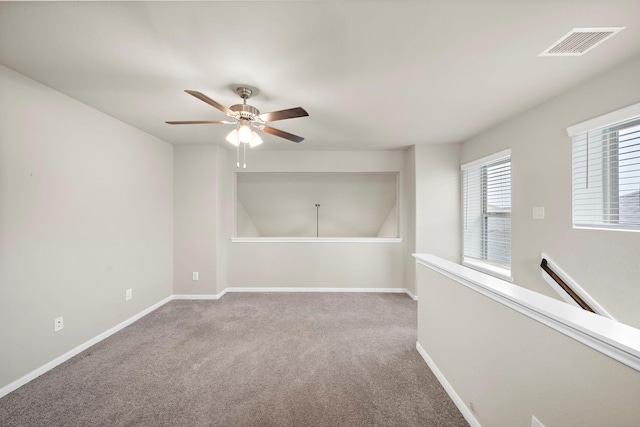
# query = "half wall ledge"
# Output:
<box><xmin>413</xmin><ymin>253</ymin><xmax>640</xmax><ymax>372</ymax></box>
<box><xmin>231</xmin><ymin>237</ymin><xmax>403</xmax><ymax>243</ymax></box>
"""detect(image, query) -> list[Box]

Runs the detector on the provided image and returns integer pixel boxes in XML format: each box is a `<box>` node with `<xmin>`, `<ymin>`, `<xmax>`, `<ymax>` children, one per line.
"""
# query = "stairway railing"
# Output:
<box><xmin>540</xmin><ymin>253</ymin><xmax>614</xmax><ymax>319</ymax></box>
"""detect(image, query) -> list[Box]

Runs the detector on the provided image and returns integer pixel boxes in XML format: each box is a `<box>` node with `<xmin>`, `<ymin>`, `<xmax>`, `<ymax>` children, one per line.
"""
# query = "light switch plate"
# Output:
<box><xmin>533</xmin><ymin>207</ymin><xmax>545</xmax><ymax>220</ymax></box>
<box><xmin>192</xmin><ymin>272</ymin><xmax>199</xmax><ymax>281</ymax></box>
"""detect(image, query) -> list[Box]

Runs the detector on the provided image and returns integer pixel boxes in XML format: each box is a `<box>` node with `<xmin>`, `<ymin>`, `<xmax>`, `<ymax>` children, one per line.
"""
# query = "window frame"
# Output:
<box><xmin>461</xmin><ymin>150</ymin><xmax>512</xmax><ymax>281</ymax></box>
<box><xmin>570</xmin><ymin>107</ymin><xmax>640</xmax><ymax>232</ymax></box>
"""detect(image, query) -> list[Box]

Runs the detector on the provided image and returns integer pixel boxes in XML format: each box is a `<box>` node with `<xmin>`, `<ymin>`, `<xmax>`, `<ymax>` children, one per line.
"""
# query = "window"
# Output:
<box><xmin>462</xmin><ymin>150</ymin><xmax>512</xmax><ymax>279</ymax></box>
<box><xmin>570</xmin><ymin>107</ymin><xmax>640</xmax><ymax>231</ymax></box>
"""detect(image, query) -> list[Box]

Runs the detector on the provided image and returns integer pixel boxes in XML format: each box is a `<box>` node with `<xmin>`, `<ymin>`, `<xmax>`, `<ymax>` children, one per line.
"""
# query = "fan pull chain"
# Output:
<box><xmin>235</xmin><ymin>143</ymin><xmax>248</xmax><ymax>168</ymax></box>
<box><xmin>243</xmin><ymin>143</ymin><xmax>247</xmax><ymax>169</ymax></box>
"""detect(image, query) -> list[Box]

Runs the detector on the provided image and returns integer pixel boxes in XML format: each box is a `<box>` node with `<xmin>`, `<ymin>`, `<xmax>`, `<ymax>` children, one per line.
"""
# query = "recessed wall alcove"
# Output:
<box><xmin>235</xmin><ymin>172</ymin><xmax>399</xmax><ymax>239</ymax></box>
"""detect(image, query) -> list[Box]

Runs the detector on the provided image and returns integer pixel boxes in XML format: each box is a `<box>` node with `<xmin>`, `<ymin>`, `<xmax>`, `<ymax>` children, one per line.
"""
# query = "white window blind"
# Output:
<box><xmin>462</xmin><ymin>151</ymin><xmax>512</xmax><ymax>274</ymax></box>
<box><xmin>572</xmin><ymin>115</ymin><xmax>640</xmax><ymax>230</ymax></box>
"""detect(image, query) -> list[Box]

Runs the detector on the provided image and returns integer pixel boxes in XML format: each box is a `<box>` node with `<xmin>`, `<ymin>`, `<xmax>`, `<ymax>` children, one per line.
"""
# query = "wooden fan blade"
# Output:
<box><xmin>185</xmin><ymin>90</ymin><xmax>234</xmax><ymax>116</ymax></box>
<box><xmin>262</xmin><ymin>126</ymin><xmax>304</xmax><ymax>143</ymax></box>
<box><xmin>258</xmin><ymin>107</ymin><xmax>308</xmax><ymax>123</ymax></box>
<box><xmin>165</xmin><ymin>120</ymin><xmax>233</xmax><ymax>125</ymax></box>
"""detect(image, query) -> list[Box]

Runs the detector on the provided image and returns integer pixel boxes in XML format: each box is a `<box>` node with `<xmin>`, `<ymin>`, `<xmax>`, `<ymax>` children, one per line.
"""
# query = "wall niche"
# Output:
<box><xmin>236</xmin><ymin>172</ymin><xmax>399</xmax><ymax>238</ymax></box>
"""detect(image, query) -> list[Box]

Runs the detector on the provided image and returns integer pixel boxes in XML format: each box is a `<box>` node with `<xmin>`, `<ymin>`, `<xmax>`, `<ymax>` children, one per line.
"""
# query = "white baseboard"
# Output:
<box><xmin>416</xmin><ymin>341</ymin><xmax>481</xmax><ymax>427</ymax></box>
<box><xmin>222</xmin><ymin>287</ymin><xmax>414</xmax><ymax>296</ymax></box>
<box><xmin>172</xmin><ymin>294</ymin><xmax>220</xmax><ymax>300</ymax></box>
<box><xmin>0</xmin><ymin>295</ymin><xmax>173</xmax><ymax>400</ymax></box>
<box><xmin>169</xmin><ymin>288</ymin><xmax>415</xmax><ymax>299</ymax></box>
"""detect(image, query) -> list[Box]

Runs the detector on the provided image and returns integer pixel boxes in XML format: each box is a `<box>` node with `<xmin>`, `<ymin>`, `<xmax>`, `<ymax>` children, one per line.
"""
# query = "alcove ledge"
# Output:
<box><xmin>231</xmin><ymin>237</ymin><xmax>403</xmax><ymax>243</ymax></box>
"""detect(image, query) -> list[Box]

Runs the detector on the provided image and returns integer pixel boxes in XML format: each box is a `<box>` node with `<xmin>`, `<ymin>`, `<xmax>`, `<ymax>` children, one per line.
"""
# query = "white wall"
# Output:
<box><xmin>403</xmin><ymin>147</ymin><xmax>416</xmax><ymax>294</ymax></box>
<box><xmin>415</xmin><ymin>143</ymin><xmax>461</xmax><ymax>261</ymax></box>
<box><xmin>0</xmin><ymin>65</ymin><xmax>174</xmax><ymax>389</ymax></box>
<box><xmin>376</xmin><ymin>202</ymin><xmax>398</xmax><ymax>238</ymax></box>
<box><xmin>401</xmin><ymin>143</ymin><xmax>462</xmax><ymax>296</ymax></box>
<box><xmin>460</xmin><ymin>55</ymin><xmax>640</xmax><ymax>328</ymax></box>
<box><xmin>173</xmin><ymin>145</ymin><xmax>218</xmax><ymax>295</ymax></box>
<box><xmin>416</xmin><ymin>263</ymin><xmax>640</xmax><ymax>427</ymax></box>
<box><xmin>236</xmin><ymin>200</ymin><xmax>261</xmax><ymax>237</ymax></box>
<box><xmin>215</xmin><ymin>146</ymin><xmax>230</xmax><ymax>294</ymax></box>
<box><xmin>227</xmin><ymin>151</ymin><xmax>407</xmax><ymax>289</ymax></box>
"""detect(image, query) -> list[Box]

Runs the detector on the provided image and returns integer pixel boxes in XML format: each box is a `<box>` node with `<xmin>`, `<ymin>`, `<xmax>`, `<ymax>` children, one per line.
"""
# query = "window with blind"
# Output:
<box><xmin>570</xmin><ymin>108</ymin><xmax>640</xmax><ymax>231</ymax></box>
<box><xmin>462</xmin><ymin>150</ymin><xmax>512</xmax><ymax>278</ymax></box>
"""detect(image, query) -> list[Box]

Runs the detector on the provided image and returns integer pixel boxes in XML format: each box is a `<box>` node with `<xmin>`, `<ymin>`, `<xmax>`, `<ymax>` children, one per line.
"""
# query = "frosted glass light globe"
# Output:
<box><xmin>249</xmin><ymin>132</ymin><xmax>263</xmax><ymax>148</ymax></box>
<box><xmin>225</xmin><ymin>129</ymin><xmax>240</xmax><ymax>146</ymax></box>
<box><xmin>238</xmin><ymin>125</ymin><xmax>253</xmax><ymax>143</ymax></box>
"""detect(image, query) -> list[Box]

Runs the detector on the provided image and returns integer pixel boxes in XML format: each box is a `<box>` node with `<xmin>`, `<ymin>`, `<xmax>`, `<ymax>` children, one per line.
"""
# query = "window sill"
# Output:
<box><xmin>573</xmin><ymin>225</ymin><xmax>640</xmax><ymax>233</ymax></box>
<box><xmin>231</xmin><ymin>237</ymin><xmax>403</xmax><ymax>243</ymax></box>
<box><xmin>462</xmin><ymin>258</ymin><xmax>513</xmax><ymax>282</ymax></box>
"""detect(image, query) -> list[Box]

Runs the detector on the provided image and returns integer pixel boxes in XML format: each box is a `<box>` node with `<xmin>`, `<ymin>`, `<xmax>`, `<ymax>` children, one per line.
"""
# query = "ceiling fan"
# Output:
<box><xmin>166</xmin><ymin>87</ymin><xmax>308</xmax><ymax>145</ymax></box>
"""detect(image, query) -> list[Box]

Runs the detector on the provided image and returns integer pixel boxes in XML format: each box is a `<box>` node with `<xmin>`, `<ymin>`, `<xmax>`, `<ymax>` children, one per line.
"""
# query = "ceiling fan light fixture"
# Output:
<box><xmin>226</xmin><ymin>129</ymin><xmax>240</xmax><ymax>146</ymax></box>
<box><xmin>249</xmin><ymin>131</ymin><xmax>263</xmax><ymax>148</ymax></box>
<box><xmin>238</xmin><ymin>122</ymin><xmax>253</xmax><ymax>143</ymax></box>
<box><xmin>167</xmin><ymin>87</ymin><xmax>308</xmax><ymax>168</ymax></box>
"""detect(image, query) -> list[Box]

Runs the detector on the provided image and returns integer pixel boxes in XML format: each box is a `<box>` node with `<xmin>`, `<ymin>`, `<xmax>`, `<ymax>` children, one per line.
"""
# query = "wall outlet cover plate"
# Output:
<box><xmin>54</xmin><ymin>316</ymin><xmax>63</xmax><ymax>332</ymax></box>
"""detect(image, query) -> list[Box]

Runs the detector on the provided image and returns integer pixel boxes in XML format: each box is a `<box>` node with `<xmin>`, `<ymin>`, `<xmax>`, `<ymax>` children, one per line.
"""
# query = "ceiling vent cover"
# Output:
<box><xmin>540</xmin><ymin>27</ymin><xmax>625</xmax><ymax>56</ymax></box>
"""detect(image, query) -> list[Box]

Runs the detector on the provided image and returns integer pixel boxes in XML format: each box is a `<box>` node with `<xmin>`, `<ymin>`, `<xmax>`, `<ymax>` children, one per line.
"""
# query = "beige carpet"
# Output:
<box><xmin>0</xmin><ymin>293</ymin><xmax>468</xmax><ymax>426</ymax></box>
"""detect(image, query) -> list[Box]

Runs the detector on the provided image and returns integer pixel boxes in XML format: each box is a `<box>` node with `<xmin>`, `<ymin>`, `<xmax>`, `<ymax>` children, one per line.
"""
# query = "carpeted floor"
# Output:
<box><xmin>0</xmin><ymin>293</ymin><xmax>468</xmax><ymax>426</ymax></box>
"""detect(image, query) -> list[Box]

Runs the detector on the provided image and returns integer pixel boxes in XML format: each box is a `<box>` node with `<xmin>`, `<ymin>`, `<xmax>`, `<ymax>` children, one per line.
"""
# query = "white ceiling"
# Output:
<box><xmin>1</xmin><ymin>1</ymin><xmax>640</xmax><ymax>151</ymax></box>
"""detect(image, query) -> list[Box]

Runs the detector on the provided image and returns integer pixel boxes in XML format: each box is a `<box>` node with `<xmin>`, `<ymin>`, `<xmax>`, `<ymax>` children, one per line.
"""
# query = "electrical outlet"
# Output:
<box><xmin>126</xmin><ymin>288</ymin><xmax>132</xmax><ymax>301</ymax></box>
<box><xmin>54</xmin><ymin>316</ymin><xmax>63</xmax><ymax>332</ymax></box>
<box><xmin>192</xmin><ymin>272</ymin><xmax>199</xmax><ymax>281</ymax></box>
